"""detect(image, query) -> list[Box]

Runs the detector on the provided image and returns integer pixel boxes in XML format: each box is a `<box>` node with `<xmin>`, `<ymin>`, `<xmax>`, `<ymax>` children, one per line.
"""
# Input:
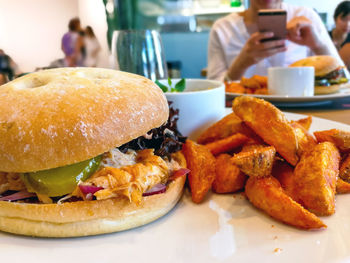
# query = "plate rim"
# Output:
<box><xmin>226</xmin><ymin>88</ymin><xmax>350</xmax><ymax>102</ymax></box>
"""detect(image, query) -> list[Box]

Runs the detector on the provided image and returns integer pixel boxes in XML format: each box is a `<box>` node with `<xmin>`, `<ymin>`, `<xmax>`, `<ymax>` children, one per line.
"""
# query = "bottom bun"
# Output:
<box><xmin>314</xmin><ymin>82</ymin><xmax>350</xmax><ymax>95</ymax></box>
<box><xmin>0</xmin><ymin>175</ymin><xmax>186</xmax><ymax>237</ymax></box>
<box><xmin>315</xmin><ymin>85</ymin><xmax>340</xmax><ymax>95</ymax></box>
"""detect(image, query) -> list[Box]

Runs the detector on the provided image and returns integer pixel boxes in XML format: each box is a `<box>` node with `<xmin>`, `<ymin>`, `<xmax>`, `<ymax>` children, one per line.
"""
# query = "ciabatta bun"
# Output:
<box><xmin>0</xmin><ymin>175</ymin><xmax>186</xmax><ymax>237</ymax></box>
<box><xmin>314</xmin><ymin>84</ymin><xmax>340</xmax><ymax>95</ymax></box>
<box><xmin>0</xmin><ymin>68</ymin><xmax>186</xmax><ymax>238</ymax></box>
<box><xmin>0</xmin><ymin>68</ymin><xmax>169</xmax><ymax>173</ymax></box>
<box><xmin>289</xmin><ymin>55</ymin><xmax>339</xmax><ymax>77</ymax></box>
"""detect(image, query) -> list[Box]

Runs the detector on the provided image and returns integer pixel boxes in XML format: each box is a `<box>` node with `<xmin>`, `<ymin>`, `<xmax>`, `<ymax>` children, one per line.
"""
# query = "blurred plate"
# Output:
<box><xmin>226</xmin><ymin>86</ymin><xmax>350</xmax><ymax>107</ymax></box>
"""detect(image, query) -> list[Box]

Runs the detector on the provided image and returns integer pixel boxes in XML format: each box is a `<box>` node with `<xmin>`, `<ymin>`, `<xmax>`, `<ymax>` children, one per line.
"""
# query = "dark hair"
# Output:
<box><xmin>68</xmin><ymin>17</ymin><xmax>80</xmax><ymax>31</ymax></box>
<box><xmin>334</xmin><ymin>1</ymin><xmax>350</xmax><ymax>20</ymax></box>
<box><xmin>85</xmin><ymin>26</ymin><xmax>95</xmax><ymax>37</ymax></box>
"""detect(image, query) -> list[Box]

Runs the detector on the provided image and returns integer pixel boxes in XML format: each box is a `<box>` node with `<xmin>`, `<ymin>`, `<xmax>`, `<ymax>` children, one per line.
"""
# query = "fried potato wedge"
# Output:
<box><xmin>314</xmin><ymin>129</ymin><xmax>350</xmax><ymax>152</ymax></box>
<box><xmin>254</xmin><ymin>88</ymin><xmax>268</xmax><ymax>95</ymax></box>
<box><xmin>226</xmin><ymin>82</ymin><xmax>246</xmax><ymax>93</ymax></box>
<box><xmin>197</xmin><ymin>112</ymin><xmax>255</xmax><ymax>144</ymax></box>
<box><xmin>272</xmin><ymin>161</ymin><xmax>296</xmax><ymax>200</ymax></box>
<box><xmin>294</xmin><ymin>142</ymin><xmax>340</xmax><ymax>216</ymax></box>
<box><xmin>205</xmin><ymin>133</ymin><xmax>249</xmax><ymax>156</ymax></box>
<box><xmin>291</xmin><ymin>116</ymin><xmax>312</xmax><ymax>131</ymax></box>
<box><xmin>212</xmin><ymin>154</ymin><xmax>247</xmax><ymax>193</ymax></box>
<box><xmin>340</xmin><ymin>154</ymin><xmax>350</xmax><ymax>182</ymax></box>
<box><xmin>251</xmin><ymin>75</ymin><xmax>268</xmax><ymax>87</ymax></box>
<box><xmin>290</xmin><ymin>122</ymin><xmax>317</xmax><ymax>156</ymax></box>
<box><xmin>232</xmin><ymin>146</ymin><xmax>276</xmax><ymax>178</ymax></box>
<box><xmin>182</xmin><ymin>140</ymin><xmax>216</xmax><ymax>203</ymax></box>
<box><xmin>245</xmin><ymin>176</ymin><xmax>326</xmax><ymax>230</ymax></box>
<box><xmin>240</xmin><ymin>76</ymin><xmax>261</xmax><ymax>90</ymax></box>
<box><xmin>240</xmin><ymin>143</ymin><xmax>266</xmax><ymax>153</ymax></box>
<box><xmin>336</xmin><ymin>178</ymin><xmax>350</xmax><ymax>194</ymax></box>
<box><xmin>233</xmin><ymin>96</ymin><xmax>299</xmax><ymax>165</ymax></box>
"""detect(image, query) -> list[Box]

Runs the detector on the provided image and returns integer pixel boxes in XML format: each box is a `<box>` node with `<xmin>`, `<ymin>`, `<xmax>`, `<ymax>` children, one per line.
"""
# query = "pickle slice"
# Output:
<box><xmin>21</xmin><ymin>155</ymin><xmax>102</xmax><ymax>197</ymax></box>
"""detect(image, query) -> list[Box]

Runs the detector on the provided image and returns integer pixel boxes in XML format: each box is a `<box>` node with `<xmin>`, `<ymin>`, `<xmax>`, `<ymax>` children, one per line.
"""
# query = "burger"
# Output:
<box><xmin>0</xmin><ymin>68</ymin><xmax>188</xmax><ymax>237</ymax></box>
<box><xmin>289</xmin><ymin>55</ymin><xmax>348</xmax><ymax>95</ymax></box>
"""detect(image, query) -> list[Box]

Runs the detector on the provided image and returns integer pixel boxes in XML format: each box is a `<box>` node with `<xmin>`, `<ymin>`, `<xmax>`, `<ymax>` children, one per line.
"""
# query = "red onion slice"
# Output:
<box><xmin>143</xmin><ymin>184</ymin><xmax>166</xmax><ymax>196</ymax></box>
<box><xmin>169</xmin><ymin>168</ymin><xmax>190</xmax><ymax>181</ymax></box>
<box><xmin>79</xmin><ymin>185</ymin><xmax>104</xmax><ymax>195</ymax></box>
<box><xmin>0</xmin><ymin>191</ymin><xmax>36</xmax><ymax>201</ymax></box>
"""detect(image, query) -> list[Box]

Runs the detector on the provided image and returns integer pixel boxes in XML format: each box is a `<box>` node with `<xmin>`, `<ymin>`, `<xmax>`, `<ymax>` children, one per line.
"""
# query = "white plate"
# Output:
<box><xmin>226</xmin><ymin>87</ymin><xmax>350</xmax><ymax>106</ymax></box>
<box><xmin>1</xmin><ymin>110</ymin><xmax>350</xmax><ymax>263</ymax></box>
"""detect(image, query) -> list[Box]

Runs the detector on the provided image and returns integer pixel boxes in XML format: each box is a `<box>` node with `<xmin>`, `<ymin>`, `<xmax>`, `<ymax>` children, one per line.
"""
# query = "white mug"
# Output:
<box><xmin>268</xmin><ymin>67</ymin><xmax>314</xmax><ymax>96</ymax></box>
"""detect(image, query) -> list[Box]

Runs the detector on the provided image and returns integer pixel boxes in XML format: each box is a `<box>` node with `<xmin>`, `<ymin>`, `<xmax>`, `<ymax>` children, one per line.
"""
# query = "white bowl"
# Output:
<box><xmin>160</xmin><ymin>79</ymin><xmax>225</xmax><ymax>140</ymax></box>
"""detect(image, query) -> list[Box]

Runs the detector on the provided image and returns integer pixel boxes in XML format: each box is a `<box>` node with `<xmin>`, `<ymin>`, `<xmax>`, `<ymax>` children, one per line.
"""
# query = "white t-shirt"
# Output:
<box><xmin>84</xmin><ymin>36</ymin><xmax>101</xmax><ymax>67</ymax></box>
<box><xmin>207</xmin><ymin>3</ymin><xmax>343</xmax><ymax>81</ymax></box>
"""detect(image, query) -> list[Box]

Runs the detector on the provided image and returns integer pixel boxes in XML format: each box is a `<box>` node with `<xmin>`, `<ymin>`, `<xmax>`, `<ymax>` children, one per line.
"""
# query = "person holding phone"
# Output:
<box><xmin>207</xmin><ymin>0</ymin><xmax>343</xmax><ymax>81</ymax></box>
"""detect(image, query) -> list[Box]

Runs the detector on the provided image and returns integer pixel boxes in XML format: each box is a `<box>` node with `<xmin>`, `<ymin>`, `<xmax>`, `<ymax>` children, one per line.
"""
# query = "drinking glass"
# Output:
<box><xmin>111</xmin><ymin>30</ymin><xmax>168</xmax><ymax>81</ymax></box>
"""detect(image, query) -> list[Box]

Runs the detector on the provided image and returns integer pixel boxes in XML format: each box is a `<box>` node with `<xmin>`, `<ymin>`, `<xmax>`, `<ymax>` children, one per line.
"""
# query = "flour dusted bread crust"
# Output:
<box><xmin>0</xmin><ymin>175</ymin><xmax>186</xmax><ymax>237</ymax></box>
<box><xmin>0</xmin><ymin>68</ymin><xmax>168</xmax><ymax>173</ymax></box>
<box><xmin>0</xmin><ymin>68</ymin><xmax>187</xmax><ymax>237</ymax></box>
<box><xmin>289</xmin><ymin>55</ymin><xmax>339</xmax><ymax>77</ymax></box>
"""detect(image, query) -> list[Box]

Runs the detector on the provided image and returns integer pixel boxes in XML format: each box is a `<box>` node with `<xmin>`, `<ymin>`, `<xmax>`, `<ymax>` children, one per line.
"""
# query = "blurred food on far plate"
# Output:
<box><xmin>289</xmin><ymin>55</ymin><xmax>348</xmax><ymax>95</ymax></box>
<box><xmin>225</xmin><ymin>75</ymin><xmax>268</xmax><ymax>95</ymax></box>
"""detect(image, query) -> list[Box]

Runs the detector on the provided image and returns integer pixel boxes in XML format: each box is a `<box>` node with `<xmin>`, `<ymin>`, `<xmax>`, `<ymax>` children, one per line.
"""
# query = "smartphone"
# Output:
<box><xmin>258</xmin><ymin>9</ymin><xmax>287</xmax><ymax>42</ymax></box>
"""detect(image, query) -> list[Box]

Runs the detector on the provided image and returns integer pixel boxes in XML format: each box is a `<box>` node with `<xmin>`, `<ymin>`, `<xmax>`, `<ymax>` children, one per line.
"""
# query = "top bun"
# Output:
<box><xmin>289</xmin><ymin>55</ymin><xmax>339</xmax><ymax>76</ymax></box>
<box><xmin>0</xmin><ymin>68</ymin><xmax>169</xmax><ymax>173</ymax></box>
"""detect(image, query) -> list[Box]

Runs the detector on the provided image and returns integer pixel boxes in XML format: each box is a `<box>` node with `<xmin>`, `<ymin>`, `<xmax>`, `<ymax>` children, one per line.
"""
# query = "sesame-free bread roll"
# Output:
<box><xmin>0</xmin><ymin>68</ymin><xmax>169</xmax><ymax>173</ymax></box>
<box><xmin>0</xmin><ymin>175</ymin><xmax>186</xmax><ymax>237</ymax></box>
<box><xmin>0</xmin><ymin>68</ymin><xmax>188</xmax><ymax>238</ymax></box>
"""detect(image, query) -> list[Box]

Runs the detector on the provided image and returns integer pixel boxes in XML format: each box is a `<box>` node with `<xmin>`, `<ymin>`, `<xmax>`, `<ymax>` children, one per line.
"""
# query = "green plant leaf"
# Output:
<box><xmin>155</xmin><ymin>80</ymin><xmax>169</xmax><ymax>92</ymax></box>
<box><xmin>168</xmin><ymin>77</ymin><xmax>172</xmax><ymax>87</ymax></box>
<box><xmin>174</xmin><ymin>78</ymin><xmax>186</xmax><ymax>92</ymax></box>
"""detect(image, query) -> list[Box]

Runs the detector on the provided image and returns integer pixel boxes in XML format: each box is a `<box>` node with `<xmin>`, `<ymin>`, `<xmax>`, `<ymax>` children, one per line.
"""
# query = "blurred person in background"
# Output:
<box><xmin>0</xmin><ymin>49</ymin><xmax>21</xmax><ymax>84</ymax></box>
<box><xmin>84</xmin><ymin>26</ymin><xmax>101</xmax><ymax>67</ymax></box>
<box><xmin>61</xmin><ymin>17</ymin><xmax>85</xmax><ymax>67</ymax></box>
<box><xmin>207</xmin><ymin>0</ymin><xmax>343</xmax><ymax>81</ymax></box>
<box><xmin>329</xmin><ymin>1</ymin><xmax>350</xmax><ymax>51</ymax></box>
<box><xmin>330</xmin><ymin>1</ymin><xmax>350</xmax><ymax>69</ymax></box>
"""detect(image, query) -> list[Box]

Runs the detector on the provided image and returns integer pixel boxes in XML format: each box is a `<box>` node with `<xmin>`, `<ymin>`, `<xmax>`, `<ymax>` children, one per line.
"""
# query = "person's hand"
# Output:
<box><xmin>227</xmin><ymin>31</ymin><xmax>287</xmax><ymax>80</ymax></box>
<box><xmin>237</xmin><ymin>31</ymin><xmax>287</xmax><ymax>67</ymax></box>
<box><xmin>287</xmin><ymin>16</ymin><xmax>325</xmax><ymax>52</ymax></box>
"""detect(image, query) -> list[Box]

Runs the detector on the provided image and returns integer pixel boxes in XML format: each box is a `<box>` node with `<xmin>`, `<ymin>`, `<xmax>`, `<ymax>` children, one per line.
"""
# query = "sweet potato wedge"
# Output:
<box><xmin>314</xmin><ymin>129</ymin><xmax>350</xmax><ymax>152</ymax></box>
<box><xmin>336</xmin><ymin>178</ymin><xmax>350</xmax><ymax>194</ymax></box>
<box><xmin>254</xmin><ymin>88</ymin><xmax>268</xmax><ymax>95</ymax></box>
<box><xmin>205</xmin><ymin>133</ymin><xmax>249</xmax><ymax>156</ymax></box>
<box><xmin>290</xmin><ymin>122</ymin><xmax>317</xmax><ymax>156</ymax></box>
<box><xmin>233</xmin><ymin>96</ymin><xmax>299</xmax><ymax>165</ymax></box>
<box><xmin>245</xmin><ymin>176</ymin><xmax>326</xmax><ymax>230</ymax></box>
<box><xmin>182</xmin><ymin>140</ymin><xmax>216</xmax><ymax>203</ymax></box>
<box><xmin>272</xmin><ymin>161</ymin><xmax>296</xmax><ymax>200</ymax></box>
<box><xmin>212</xmin><ymin>154</ymin><xmax>247</xmax><ymax>193</ymax></box>
<box><xmin>291</xmin><ymin>116</ymin><xmax>312</xmax><ymax>131</ymax></box>
<box><xmin>226</xmin><ymin>82</ymin><xmax>246</xmax><ymax>93</ymax></box>
<box><xmin>251</xmin><ymin>75</ymin><xmax>268</xmax><ymax>87</ymax></box>
<box><xmin>240</xmin><ymin>76</ymin><xmax>261</xmax><ymax>90</ymax></box>
<box><xmin>293</xmin><ymin>142</ymin><xmax>340</xmax><ymax>216</ymax></box>
<box><xmin>240</xmin><ymin>143</ymin><xmax>266</xmax><ymax>152</ymax></box>
<box><xmin>340</xmin><ymin>154</ymin><xmax>350</xmax><ymax>182</ymax></box>
<box><xmin>197</xmin><ymin>112</ymin><xmax>246</xmax><ymax>144</ymax></box>
<box><xmin>232</xmin><ymin>146</ymin><xmax>276</xmax><ymax>178</ymax></box>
